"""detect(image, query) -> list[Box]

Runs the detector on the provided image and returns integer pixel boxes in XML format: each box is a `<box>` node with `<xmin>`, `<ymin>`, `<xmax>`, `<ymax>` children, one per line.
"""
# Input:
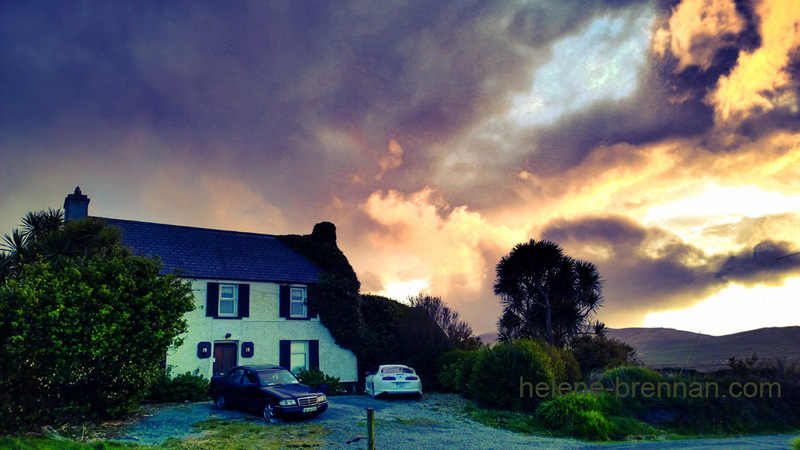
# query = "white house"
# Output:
<box><xmin>63</xmin><ymin>188</ymin><xmax>358</xmax><ymax>385</ymax></box>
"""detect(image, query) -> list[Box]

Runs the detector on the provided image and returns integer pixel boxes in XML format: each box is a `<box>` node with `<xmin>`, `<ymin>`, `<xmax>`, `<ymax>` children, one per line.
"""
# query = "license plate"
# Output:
<box><xmin>395</xmin><ymin>382</ymin><xmax>407</xmax><ymax>387</ymax></box>
<box><xmin>302</xmin><ymin>406</ymin><xmax>317</xmax><ymax>413</ymax></box>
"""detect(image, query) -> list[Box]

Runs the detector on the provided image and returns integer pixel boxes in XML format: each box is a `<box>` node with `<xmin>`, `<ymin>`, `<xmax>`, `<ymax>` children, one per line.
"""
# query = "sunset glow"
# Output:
<box><xmin>2</xmin><ymin>0</ymin><xmax>798</xmax><ymax>335</ymax></box>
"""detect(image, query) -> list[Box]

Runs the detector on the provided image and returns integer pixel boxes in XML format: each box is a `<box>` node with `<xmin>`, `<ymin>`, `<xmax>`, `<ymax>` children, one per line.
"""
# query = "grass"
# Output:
<box><xmin>160</xmin><ymin>419</ymin><xmax>330</xmax><ymax>449</ymax></box>
<box><xmin>0</xmin><ymin>419</ymin><xmax>331</xmax><ymax>450</ymax></box>
<box><xmin>0</xmin><ymin>436</ymin><xmax>142</xmax><ymax>449</ymax></box>
<box><xmin>463</xmin><ymin>400</ymin><xmax>671</xmax><ymax>442</ymax></box>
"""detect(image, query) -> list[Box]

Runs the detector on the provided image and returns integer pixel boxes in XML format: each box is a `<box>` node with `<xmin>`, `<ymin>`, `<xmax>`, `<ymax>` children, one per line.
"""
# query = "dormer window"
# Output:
<box><xmin>219</xmin><ymin>284</ymin><xmax>238</xmax><ymax>317</ymax></box>
<box><xmin>290</xmin><ymin>286</ymin><xmax>307</xmax><ymax>318</ymax></box>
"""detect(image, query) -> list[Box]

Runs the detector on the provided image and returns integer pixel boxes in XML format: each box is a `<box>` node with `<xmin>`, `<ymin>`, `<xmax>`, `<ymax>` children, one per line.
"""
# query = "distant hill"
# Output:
<box><xmin>478</xmin><ymin>327</ymin><xmax>800</xmax><ymax>372</ymax></box>
<box><xmin>608</xmin><ymin>326</ymin><xmax>800</xmax><ymax>372</ymax></box>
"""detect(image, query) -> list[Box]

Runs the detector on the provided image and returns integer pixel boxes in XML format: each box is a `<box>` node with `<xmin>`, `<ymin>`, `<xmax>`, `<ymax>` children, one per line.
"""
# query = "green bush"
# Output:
<box><xmin>597</xmin><ymin>366</ymin><xmax>664</xmax><ymax>417</ymax></box>
<box><xmin>298</xmin><ymin>368</ymin><xmax>345</xmax><ymax>396</ymax></box>
<box><xmin>147</xmin><ymin>368</ymin><xmax>209</xmax><ymax>402</ymax></box>
<box><xmin>598</xmin><ymin>366</ymin><xmax>663</xmax><ymax>393</ymax></box>
<box><xmin>437</xmin><ymin>349</ymin><xmax>481</xmax><ymax>393</ymax></box>
<box><xmin>537</xmin><ymin>392</ymin><xmax>603</xmax><ymax>429</ymax></box>
<box><xmin>468</xmin><ymin>339</ymin><xmax>553</xmax><ymax>411</ymax></box>
<box><xmin>573</xmin><ymin>409</ymin><xmax>616</xmax><ymax>441</ymax></box>
<box><xmin>569</xmin><ymin>335</ymin><xmax>639</xmax><ymax>377</ymax></box>
<box><xmin>537</xmin><ymin>392</ymin><xmax>617</xmax><ymax>441</ymax></box>
<box><xmin>0</xmin><ymin>255</ymin><xmax>194</xmax><ymax>432</ymax></box>
<box><xmin>791</xmin><ymin>436</ymin><xmax>800</xmax><ymax>450</ymax></box>
<box><xmin>543</xmin><ymin>345</ymin><xmax>581</xmax><ymax>384</ymax></box>
<box><xmin>437</xmin><ymin>361</ymin><xmax>462</xmax><ymax>393</ymax></box>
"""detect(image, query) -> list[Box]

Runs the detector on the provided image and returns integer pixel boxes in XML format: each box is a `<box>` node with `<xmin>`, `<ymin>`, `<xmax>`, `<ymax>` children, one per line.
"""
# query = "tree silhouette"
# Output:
<box><xmin>494</xmin><ymin>239</ymin><xmax>603</xmax><ymax>347</ymax></box>
<box><xmin>1</xmin><ymin>209</ymin><xmax>121</xmax><ymax>279</ymax></box>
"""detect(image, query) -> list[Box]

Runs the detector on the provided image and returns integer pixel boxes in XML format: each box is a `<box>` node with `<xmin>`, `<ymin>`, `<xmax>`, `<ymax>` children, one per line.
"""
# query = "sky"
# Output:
<box><xmin>1</xmin><ymin>0</ymin><xmax>799</xmax><ymax>337</ymax></box>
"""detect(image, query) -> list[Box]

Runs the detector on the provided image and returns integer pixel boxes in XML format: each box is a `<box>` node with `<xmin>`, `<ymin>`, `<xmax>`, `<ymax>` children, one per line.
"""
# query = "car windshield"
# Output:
<box><xmin>258</xmin><ymin>369</ymin><xmax>300</xmax><ymax>386</ymax></box>
<box><xmin>383</xmin><ymin>366</ymin><xmax>414</xmax><ymax>374</ymax></box>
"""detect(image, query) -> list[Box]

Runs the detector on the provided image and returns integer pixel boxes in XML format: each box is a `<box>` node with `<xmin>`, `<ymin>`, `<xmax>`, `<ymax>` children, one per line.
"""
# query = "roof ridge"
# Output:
<box><xmin>95</xmin><ymin>216</ymin><xmax>279</xmax><ymax>238</ymax></box>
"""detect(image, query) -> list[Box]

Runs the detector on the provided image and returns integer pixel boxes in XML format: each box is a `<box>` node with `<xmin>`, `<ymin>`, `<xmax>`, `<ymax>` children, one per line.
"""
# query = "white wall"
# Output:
<box><xmin>167</xmin><ymin>279</ymin><xmax>358</xmax><ymax>382</ymax></box>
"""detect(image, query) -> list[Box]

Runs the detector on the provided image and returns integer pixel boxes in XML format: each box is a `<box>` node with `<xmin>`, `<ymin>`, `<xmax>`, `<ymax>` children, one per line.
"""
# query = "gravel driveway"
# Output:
<box><xmin>115</xmin><ymin>394</ymin><xmax>797</xmax><ymax>449</ymax></box>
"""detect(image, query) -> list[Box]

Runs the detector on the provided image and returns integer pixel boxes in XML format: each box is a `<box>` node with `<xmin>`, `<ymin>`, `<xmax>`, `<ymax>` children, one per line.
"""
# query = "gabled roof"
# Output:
<box><xmin>98</xmin><ymin>217</ymin><xmax>323</xmax><ymax>283</ymax></box>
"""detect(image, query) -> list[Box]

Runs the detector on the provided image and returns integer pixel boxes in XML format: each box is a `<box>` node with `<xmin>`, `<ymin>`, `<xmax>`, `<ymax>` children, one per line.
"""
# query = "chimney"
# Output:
<box><xmin>64</xmin><ymin>186</ymin><xmax>90</xmax><ymax>221</ymax></box>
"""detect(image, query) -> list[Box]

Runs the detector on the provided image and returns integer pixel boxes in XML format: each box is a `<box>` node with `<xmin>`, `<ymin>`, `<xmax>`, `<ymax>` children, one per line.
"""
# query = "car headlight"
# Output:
<box><xmin>278</xmin><ymin>399</ymin><xmax>297</xmax><ymax>406</ymax></box>
<box><xmin>317</xmin><ymin>394</ymin><xmax>326</xmax><ymax>402</ymax></box>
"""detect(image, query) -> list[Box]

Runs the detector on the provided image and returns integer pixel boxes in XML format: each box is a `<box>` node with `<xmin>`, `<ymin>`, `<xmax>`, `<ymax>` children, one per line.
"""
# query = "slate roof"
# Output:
<box><xmin>97</xmin><ymin>217</ymin><xmax>323</xmax><ymax>283</ymax></box>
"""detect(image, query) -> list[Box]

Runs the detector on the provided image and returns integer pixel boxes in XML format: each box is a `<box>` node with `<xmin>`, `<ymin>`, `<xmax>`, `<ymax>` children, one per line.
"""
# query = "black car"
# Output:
<box><xmin>209</xmin><ymin>364</ymin><xmax>328</xmax><ymax>422</ymax></box>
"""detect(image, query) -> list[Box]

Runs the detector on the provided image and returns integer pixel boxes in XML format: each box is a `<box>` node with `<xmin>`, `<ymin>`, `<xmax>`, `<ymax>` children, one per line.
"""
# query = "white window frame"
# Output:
<box><xmin>290</xmin><ymin>341</ymin><xmax>308</xmax><ymax>374</ymax></box>
<box><xmin>289</xmin><ymin>285</ymin><xmax>307</xmax><ymax>318</ymax></box>
<box><xmin>218</xmin><ymin>283</ymin><xmax>238</xmax><ymax>317</ymax></box>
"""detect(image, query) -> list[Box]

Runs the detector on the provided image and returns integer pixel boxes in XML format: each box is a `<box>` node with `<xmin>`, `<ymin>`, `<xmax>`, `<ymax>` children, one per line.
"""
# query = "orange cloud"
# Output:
<box><xmin>707</xmin><ymin>0</ymin><xmax>800</xmax><ymax>123</ymax></box>
<box><xmin>653</xmin><ymin>0</ymin><xmax>745</xmax><ymax>71</ymax></box>
<box><xmin>359</xmin><ymin>187</ymin><xmax>524</xmax><ymax>301</ymax></box>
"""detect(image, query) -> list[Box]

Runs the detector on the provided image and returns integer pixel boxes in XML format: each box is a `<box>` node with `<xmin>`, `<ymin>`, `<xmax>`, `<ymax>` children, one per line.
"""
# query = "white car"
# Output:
<box><xmin>365</xmin><ymin>364</ymin><xmax>423</xmax><ymax>398</ymax></box>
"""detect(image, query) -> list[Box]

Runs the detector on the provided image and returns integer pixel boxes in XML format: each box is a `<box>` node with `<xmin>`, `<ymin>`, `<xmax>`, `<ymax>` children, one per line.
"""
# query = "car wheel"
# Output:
<box><xmin>262</xmin><ymin>402</ymin><xmax>278</xmax><ymax>423</ymax></box>
<box><xmin>215</xmin><ymin>395</ymin><xmax>226</xmax><ymax>410</ymax></box>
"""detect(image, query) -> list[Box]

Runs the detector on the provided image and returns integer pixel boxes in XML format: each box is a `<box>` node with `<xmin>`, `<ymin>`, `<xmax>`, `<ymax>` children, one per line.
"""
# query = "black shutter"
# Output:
<box><xmin>309</xmin><ymin>340</ymin><xmax>319</xmax><ymax>370</ymax></box>
<box><xmin>206</xmin><ymin>283</ymin><xmax>219</xmax><ymax>317</ymax></box>
<box><xmin>238</xmin><ymin>284</ymin><xmax>250</xmax><ymax>318</ymax></box>
<box><xmin>279</xmin><ymin>285</ymin><xmax>289</xmax><ymax>318</ymax></box>
<box><xmin>306</xmin><ymin>287</ymin><xmax>318</xmax><ymax>319</ymax></box>
<box><xmin>279</xmin><ymin>340</ymin><xmax>290</xmax><ymax>369</ymax></box>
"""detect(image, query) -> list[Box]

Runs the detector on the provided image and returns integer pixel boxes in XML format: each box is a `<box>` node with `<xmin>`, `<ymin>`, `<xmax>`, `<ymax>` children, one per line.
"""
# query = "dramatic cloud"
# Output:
<box><xmin>2</xmin><ymin>0</ymin><xmax>798</xmax><ymax>334</ymax></box>
<box><xmin>542</xmin><ymin>215</ymin><xmax>800</xmax><ymax>319</ymax></box>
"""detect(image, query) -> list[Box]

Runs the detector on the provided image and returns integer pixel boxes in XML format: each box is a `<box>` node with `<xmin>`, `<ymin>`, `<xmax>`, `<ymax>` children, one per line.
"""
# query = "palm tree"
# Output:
<box><xmin>1</xmin><ymin>209</ymin><xmax>122</xmax><ymax>278</ymax></box>
<box><xmin>494</xmin><ymin>239</ymin><xmax>603</xmax><ymax>347</ymax></box>
<box><xmin>0</xmin><ymin>229</ymin><xmax>29</xmax><ymax>279</ymax></box>
<box><xmin>21</xmin><ymin>208</ymin><xmax>64</xmax><ymax>242</ymax></box>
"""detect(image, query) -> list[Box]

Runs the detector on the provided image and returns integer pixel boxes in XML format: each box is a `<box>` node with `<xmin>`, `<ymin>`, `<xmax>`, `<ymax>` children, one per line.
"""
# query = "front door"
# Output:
<box><xmin>213</xmin><ymin>342</ymin><xmax>237</xmax><ymax>375</ymax></box>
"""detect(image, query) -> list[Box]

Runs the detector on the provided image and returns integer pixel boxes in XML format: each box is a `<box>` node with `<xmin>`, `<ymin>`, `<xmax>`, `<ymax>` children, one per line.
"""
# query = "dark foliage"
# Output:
<box><xmin>569</xmin><ymin>334</ymin><xmax>640</xmax><ymax>377</ymax></box>
<box><xmin>0</xmin><ymin>255</ymin><xmax>194</xmax><ymax>431</ymax></box>
<box><xmin>494</xmin><ymin>239</ymin><xmax>603</xmax><ymax>347</ymax></box>
<box><xmin>469</xmin><ymin>339</ymin><xmax>555</xmax><ymax>411</ymax></box>
<box><xmin>147</xmin><ymin>368</ymin><xmax>210</xmax><ymax>403</ymax></box>
<box><xmin>407</xmin><ymin>293</ymin><xmax>482</xmax><ymax>350</ymax></box>
<box><xmin>297</xmin><ymin>368</ymin><xmax>345</xmax><ymax>396</ymax></box>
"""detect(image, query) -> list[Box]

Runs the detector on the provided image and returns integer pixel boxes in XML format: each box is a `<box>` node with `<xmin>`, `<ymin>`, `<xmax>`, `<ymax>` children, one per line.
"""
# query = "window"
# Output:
<box><xmin>219</xmin><ymin>284</ymin><xmax>238</xmax><ymax>317</ymax></box>
<box><xmin>206</xmin><ymin>283</ymin><xmax>250</xmax><ymax>319</ymax></box>
<box><xmin>290</xmin><ymin>286</ymin><xmax>307</xmax><ymax>318</ymax></box>
<box><xmin>290</xmin><ymin>341</ymin><xmax>308</xmax><ymax>374</ymax></box>
<box><xmin>229</xmin><ymin>368</ymin><xmax>245</xmax><ymax>385</ymax></box>
<box><xmin>280</xmin><ymin>340</ymin><xmax>319</xmax><ymax>373</ymax></box>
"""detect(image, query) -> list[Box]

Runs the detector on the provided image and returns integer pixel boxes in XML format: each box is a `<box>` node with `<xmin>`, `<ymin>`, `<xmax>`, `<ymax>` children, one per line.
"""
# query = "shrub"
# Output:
<box><xmin>542</xmin><ymin>345</ymin><xmax>581</xmax><ymax>384</ymax></box>
<box><xmin>537</xmin><ymin>392</ymin><xmax>617</xmax><ymax>441</ymax></box>
<box><xmin>597</xmin><ymin>366</ymin><xmax>664</xmax><ymax>416</ymax></box>
<box><xmin>569</xmin><ymin>335</ymin><xmax>639</xmax><ymax>377</ymax></box>
<box><xmin>0</xmin><ymin>255</ymin><xmax>194</xmax><ymax>432</ymax></box>
<box><xmin>298</xmin><ymin>368</ymin><xmax>345</xmax><ymax>396</ymax></box>
<box><xmin>147</xmin><ymin>368</ymin><xmax>209</xmax><ymax>402</ymax></box>
<box><xmin>437</xmin><ymin>361</ymin><xmax>462</xmax><ymax>393</ymax></box>
<box><xmin>573</xmin><ymin>409</ymin><xmax>616</xmax><ymax>441</ymax></box>
<box><xmin>537</xmin><ymin>392</ymin><xmax>603</xmax><ymax>429</ymax></box>
<box><xmin>437</xmin><ymin>349</ymin><xmax>481</xmax><ymax>393</ymax></box>
<box><xmin>468</xmin><ymin>339</ymin><xmax>553</xmax><ymax>411</ymax></box>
